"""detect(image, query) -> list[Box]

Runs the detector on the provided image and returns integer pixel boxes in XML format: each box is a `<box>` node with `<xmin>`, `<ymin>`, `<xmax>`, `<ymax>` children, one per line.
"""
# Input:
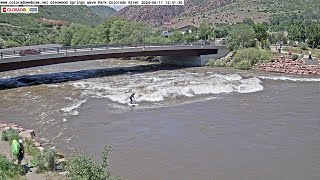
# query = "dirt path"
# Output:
<box><xmin>0</xmin><ymin>131</ymin><xmax>65</xmax><ymax>180</ymax></box>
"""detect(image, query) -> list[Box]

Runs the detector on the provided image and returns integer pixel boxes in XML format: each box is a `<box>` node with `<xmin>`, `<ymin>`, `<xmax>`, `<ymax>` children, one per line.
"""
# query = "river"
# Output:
<box><xmin>0</xmin><ymin>59</ymin><xmax>320</xmax><ymax>180</ymax></box>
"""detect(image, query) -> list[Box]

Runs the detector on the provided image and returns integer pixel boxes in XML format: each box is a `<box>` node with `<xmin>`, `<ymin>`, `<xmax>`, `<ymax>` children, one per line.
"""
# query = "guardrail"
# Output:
<box><xmin>0</xmin><ymin>41</ymin><xmax>226</xmax><ymax>59</ymax></box>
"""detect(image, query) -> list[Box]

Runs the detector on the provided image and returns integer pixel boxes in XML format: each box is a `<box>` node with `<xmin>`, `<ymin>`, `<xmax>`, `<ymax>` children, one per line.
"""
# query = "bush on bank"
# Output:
<box><xmin>206</xmin><ymin>58</ymin><xmax>231</xmax><ymax>67</ymax></box>
<box><xmin>0</xmin><ymin>155</ymin><xmax>24</xmax><ymax>180</ymax></box>
<box><xmin>292</xmin><ymin>54</ymin><xmax>299</xmax><ymax>61</ymax></box>
<box><xmin>34</xmin><ymin>149</ymin><xmax>57</xmax><ymax>173</ymax></box>
<box><xmin>1</xmin><ymin>128</ymin><xmax>20</xmax><ymax>144</ymax></box>
<box><xmin>232</xmin><ymin>48</ymin><xmax>272</xmax><ymax>69</ymax></box>
<box><xmin>65</xmin><ymin>145</ymin><xmax>120</xmax><ymax>180</ymax></box>
<box><xmin>207</xmin><ymin>48</ymin><xmax>272</xmax><ymax>70</ymax></box>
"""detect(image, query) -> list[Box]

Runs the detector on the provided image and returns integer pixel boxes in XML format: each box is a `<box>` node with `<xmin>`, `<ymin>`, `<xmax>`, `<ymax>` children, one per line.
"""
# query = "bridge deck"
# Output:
<box><xmin>0</xmin><ymin>45</ymin><xmax>226</xmax><ymax>72</ymax></box>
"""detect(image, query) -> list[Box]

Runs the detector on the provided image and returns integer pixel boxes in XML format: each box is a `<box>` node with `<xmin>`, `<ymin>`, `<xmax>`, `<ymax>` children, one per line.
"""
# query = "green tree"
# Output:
<box><xmin>170</xmin><ymin>31</ymin><xmax>184</xmax><ymax>42</ymax></box>
<box><xmin>0</xmin><ymin>38</ymin><xmax>6</xmax><ymax>49</ymax></box>
<box><xmin>5</xmin><ymin>39</ymin><xmax>20</xmax><ymax>48</ymax></box>
<box><xmin>109</xmin><ymin>19</ymin><xmax>127</xmax><ymax>45</ymax></box>
<box><xmin>58</xmin><ymin>24</ymin><xmax>86</xmax><ymax>46</ymax></box>
<box><xmin>184</xmin><ymin>32</ymin><xmax>197</xmax><ymax>43</ymax></box>
<box><xmin>253</xmin><ymin>24</ymin><xmax>268</xmax><ymax>47</ymax></box>
<box><xmin>198</xmin><ymin>22</ymin><xmax>212</xmax><ymax>40</ymax></box>
<box><xmin>305</xmin><ymin>22</ymin><xmax>320</xmax><ymax>48</ymax></box>
<box><xmin>243</xmin><ymin>18</ymin><xmax>254</xmax><ymax>26</ymax></box>
<box><xmin>269</xmin><ymin>32</ymin><xmax>288</xmax><ymax>45</ymax></box>
<box><xmin>145</xmin><ymin>36</ymin><xmax>171</xmax><ymax>44</ymax></box>
<box><xmin>96</xmin><ymin>17</ymin><xmax>126</xmax><ymax>44</ymax></box>
<box><xmin>71</xmin><ymin>26</ymin><xmax>97</xmax><ymax>46</ymax></box>
<box><xmin>227</xmin><ymin>24</ymin><xmax>256</xmax><ymax>50</ymax></box>
<box><xmin>58</xmin><ymin>27</ymin><xmax>74</xmax><ymax>46</ymax></box>
<box><xmin>214</xmin><ymin>27</ymin><xmax>228</xmax><ymax>38</ymax></box>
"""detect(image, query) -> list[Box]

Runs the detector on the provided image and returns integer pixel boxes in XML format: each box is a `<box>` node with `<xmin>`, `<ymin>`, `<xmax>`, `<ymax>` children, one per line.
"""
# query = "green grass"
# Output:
<box><xmin>1</xmin><ymin>128</ymin><xmax>20</xmax><ymax>144</ymax></box>
<box><xmin>0</xmin><ymin>155</ymin><xmax>24</xmax><ymax>180</ymax></box>
<box><xmin>284</xmin><ymin>47</ymin><xmax>320</xmax><ymax>58</ymax></box>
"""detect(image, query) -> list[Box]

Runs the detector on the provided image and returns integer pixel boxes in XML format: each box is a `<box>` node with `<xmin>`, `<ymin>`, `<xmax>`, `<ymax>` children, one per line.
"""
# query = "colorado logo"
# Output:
<box><xmin>1</xmin><ymin>7</ymin><xmax>38</xmax><ymax>13</ymax></box>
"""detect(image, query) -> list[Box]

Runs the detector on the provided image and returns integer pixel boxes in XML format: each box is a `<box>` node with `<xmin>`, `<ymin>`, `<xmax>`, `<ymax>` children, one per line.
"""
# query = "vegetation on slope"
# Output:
<box><xmin>38</xmin><ymin>6</ymin><xmax>103</xmax><ymax>26</ymax></box>
<box><xmin>0</xmin><ymin>6</ymin><xmax>102</xmax><ymax>27</ymax></box>
<box><xmin>89</xmin><ymin>6</ymin><xmax>117</xmax><ymax>19</ymax></box>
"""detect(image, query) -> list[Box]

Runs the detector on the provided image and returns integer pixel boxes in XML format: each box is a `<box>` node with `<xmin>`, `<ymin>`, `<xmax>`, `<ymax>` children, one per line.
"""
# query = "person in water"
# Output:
<box><xmin>129</xmin><ymin>93</ymin><xmax>136</xmax><ymax>104</ymax></box>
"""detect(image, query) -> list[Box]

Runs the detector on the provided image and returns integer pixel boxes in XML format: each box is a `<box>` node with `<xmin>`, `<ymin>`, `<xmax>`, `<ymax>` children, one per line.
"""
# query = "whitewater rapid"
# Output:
<box><xmin>69</xmin><ymin>71</ymin><xmax>264</xmax><ymax>105</ymax></box>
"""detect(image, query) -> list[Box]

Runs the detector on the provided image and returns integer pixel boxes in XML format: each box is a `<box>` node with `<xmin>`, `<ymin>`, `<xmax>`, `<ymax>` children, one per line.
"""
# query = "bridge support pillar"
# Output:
<box><xmin>160</xmin><ymin>56</ymin><xmax>202</xmax><ymax>66</ymax></box>
<box><xmin>160</xmin><ymin>49</ymin><xmax>230</xmax><ymax>67</ymax></box>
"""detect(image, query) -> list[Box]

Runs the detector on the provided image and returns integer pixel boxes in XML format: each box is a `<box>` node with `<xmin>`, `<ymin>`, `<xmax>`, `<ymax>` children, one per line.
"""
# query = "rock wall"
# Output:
<box><xmin>0</xmin><ymin>120</ymin><xmax>44</xmax><ymax>151</ymax></box>
<box><xmin>255</xmin><ymin>57</ymin><xmax>320</xmax><ymax>75</ymax></box>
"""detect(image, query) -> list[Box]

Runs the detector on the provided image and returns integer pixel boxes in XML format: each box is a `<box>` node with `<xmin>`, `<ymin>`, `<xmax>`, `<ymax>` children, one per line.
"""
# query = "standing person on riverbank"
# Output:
<box><xmin>17</xmin><ymin>139</ymin><xmax>24</xmax><ymax>165</ymax></box>
<box><xmin>309</xmin><ymin>51</ymin><xmax>312</xmax><ymax>60</ymax></box>
<box><xmin>11</xmin><ymin>139</ymin><xmax>20</xmax><ymax>162</ymax></box>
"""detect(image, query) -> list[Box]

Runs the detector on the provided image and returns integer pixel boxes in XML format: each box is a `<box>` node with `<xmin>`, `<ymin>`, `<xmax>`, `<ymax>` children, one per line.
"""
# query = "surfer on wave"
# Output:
<box><xmin>129</xmin><ymin>93</ymin><xmax>136</xmax><ymax>104</ymax></box>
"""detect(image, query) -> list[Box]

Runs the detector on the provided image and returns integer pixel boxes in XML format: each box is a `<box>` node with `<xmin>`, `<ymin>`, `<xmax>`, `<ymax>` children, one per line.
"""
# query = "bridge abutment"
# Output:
<box><xmin>160</xmin><ymin>48</ymin><xmax>230</xmax><ymax>66</ymax></box>
<box><xmin>160</xmin><ymin>56</ymin><xmax>202</xmax><ymax>66</ymax></box>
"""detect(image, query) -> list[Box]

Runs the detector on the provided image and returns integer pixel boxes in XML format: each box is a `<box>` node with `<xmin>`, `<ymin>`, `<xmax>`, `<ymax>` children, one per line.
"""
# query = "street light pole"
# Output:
<box><xmin>143</xmin><ymin>31</ymin><xmax>145</xmax><ymax>49</ymax></box>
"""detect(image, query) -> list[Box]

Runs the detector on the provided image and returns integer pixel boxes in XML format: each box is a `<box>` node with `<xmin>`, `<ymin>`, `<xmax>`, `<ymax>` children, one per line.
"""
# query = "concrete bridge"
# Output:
<box><xmin>0</xmin><ymin>43</ymin><xmax>229</xmax><ymax>72</ymax></box>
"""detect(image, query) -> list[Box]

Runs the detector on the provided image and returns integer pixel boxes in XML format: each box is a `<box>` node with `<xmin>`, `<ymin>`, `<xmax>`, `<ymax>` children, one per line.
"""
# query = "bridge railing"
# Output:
<box><xmin>0</xmin><ymin>41</ymin><xmax>224</xmax><ymax>59</ymax></box>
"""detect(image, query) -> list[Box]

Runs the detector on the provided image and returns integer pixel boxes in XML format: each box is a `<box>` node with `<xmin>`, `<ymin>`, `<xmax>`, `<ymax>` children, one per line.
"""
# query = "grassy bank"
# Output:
<box><xmin>207</xmin><ymin>48</ymin><xmax>272</xmax><ymax>70</ymax></box>
<box><xmin>283</xmin><ymin>46</ymin><xmax>320</xmax><ymax>58</ymax></box>
<box><xmin>0</xmin><ymin>127</ymin><xmax>120</xmax><ymax>180</ymax></box>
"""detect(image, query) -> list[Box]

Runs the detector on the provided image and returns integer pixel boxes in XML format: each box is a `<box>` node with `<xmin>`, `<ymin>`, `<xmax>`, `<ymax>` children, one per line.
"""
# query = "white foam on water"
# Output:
<box><xmin>61</xmin><ymin>99</ymin><xmax>87</xmax><ymax>114</ymax></box>
<box><xmin>1</xmin><ymin>76</ymin><xmax>11</xmax><ymax>79</ymax></box>
<box><xmin>70</xmin><ymin>72</ymin><xmax>264</xmax><ymax>105</ymax></box>
<box><xmin>258</xmin><ymin>75</ymin><xmax>320</xmax><ymax>82</ymax></box>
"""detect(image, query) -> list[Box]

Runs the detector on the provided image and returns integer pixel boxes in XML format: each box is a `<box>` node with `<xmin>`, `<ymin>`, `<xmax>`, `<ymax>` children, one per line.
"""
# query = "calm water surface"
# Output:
<box><xmin>0</xmin><ymin>59</ymin><xmax>319</xmax><ymax>180</ymax></box>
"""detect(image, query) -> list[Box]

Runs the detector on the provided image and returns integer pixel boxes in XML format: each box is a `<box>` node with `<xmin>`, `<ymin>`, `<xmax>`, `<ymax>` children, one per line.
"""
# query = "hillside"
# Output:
<box><xmin>115</xmin><ymin>0</ymin><xmax>320</xmax><ymax>27</ymax></box>
<box><xmin>89</xmin><ymin>6</ymin><xmax>117</xmax><ymax>19</ymax></box>
<box><xmin>115</xmin><ymin>0</ymin><xmax>235</xmax><ymax>26</ymax></box>
<box><xmin>0</xmin><ymin>5</ymin><xmax>103</xmax><ymax>28</ymax></box>
<box><xmin>39</xmin><ymin>6</ymin><xmax>103</xmax><ymax>25</ymax></box>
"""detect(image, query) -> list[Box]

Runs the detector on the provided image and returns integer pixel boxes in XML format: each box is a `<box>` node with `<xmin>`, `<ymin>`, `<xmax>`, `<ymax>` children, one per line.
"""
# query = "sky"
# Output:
<box><xmin>107</xmin><ymin>5</ymin><xmax>127</xmax><ymax>11</ymax></box>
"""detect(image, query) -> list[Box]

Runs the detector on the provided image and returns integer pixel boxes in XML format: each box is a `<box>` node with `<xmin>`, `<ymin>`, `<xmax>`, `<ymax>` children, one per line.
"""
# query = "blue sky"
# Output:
<box><xmin>107</xmin><ymin>5</ymin><xmax>127</xmax><ymax>11</ymax></box>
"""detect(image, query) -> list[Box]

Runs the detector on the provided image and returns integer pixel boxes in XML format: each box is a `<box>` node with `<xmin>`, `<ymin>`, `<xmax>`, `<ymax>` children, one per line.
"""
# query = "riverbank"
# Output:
<box><xmin>255</xmin><ymin>56</ymin><xmax>320</xmax><ymax>75</ymax></box>
<box><xmin>0</xmin><ymin>120</ymin><xmax>65</xmax><ymax>180</ymax></box>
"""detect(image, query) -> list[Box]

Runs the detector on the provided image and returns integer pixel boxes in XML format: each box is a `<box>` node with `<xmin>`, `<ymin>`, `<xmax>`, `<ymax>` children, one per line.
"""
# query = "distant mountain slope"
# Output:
<box><xmin>39</xmin><ymin>6</ymin><xmax>103</xmax><ymax>25</ymax></box>
<box><xmin>0</xmin><ymin>5</ymin><xmax>103</xmax><ymax>27</ymax></box>
<box><xmin>115</xmin><ymin>0</ymin><xmax>320</xmax><ymax>27</ymax></box>
<box><xmin>114</xmin><ymin>0</ymin><xmax>235</xmax><ymax>26</ymax></box>
<box><xmin>89</xmin><ymin>6</ymin><xmax>117</xmax><ymax>19</ymax></box>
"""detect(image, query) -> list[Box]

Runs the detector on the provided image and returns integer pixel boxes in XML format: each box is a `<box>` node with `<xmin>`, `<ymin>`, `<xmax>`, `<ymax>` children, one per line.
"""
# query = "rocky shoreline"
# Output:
<box><xmin>0</xmin><ymin>120</ymin><xmax>42</xmax><ymax>150</ymax></box>
<box><xmin>0</xmin><ymin>120</ymin><xmax>65</xmax><ymax>161</ymax></box>
<box><xmin>255</xmin><ymin>56</ymin><xmax>320</xmax><ymax>75</ymax></box>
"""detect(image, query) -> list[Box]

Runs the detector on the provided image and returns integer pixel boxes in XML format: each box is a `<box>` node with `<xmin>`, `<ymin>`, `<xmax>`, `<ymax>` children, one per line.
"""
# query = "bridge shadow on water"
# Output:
<box><xmin>0</xmin><ymin>64</ymin><xmax>188</xmax><ymax>90</ymax></box>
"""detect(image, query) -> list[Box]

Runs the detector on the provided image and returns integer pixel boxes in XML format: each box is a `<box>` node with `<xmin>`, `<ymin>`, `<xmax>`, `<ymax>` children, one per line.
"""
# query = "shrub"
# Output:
<box><xmin>292</xmin><ymin>54</ymin><xmax>299</xmax><ymax>61</ymax></box>
<box><xmin>25</xmin><ymin>138</ymin><xmax>40</xmax><ymax>157</ymax></box>
<box><xmin>0</xmin><ymin>155</ymin><xmax>24</xmax><ymax>179</ymax></box>
<box><xmin>65</xmin><ymin>153</ymin><xmax>107</xmax><ymax>180</ymax></box>
<box><xmin>34</xmin><ymin>149</ymin><xmax>57</xmax><ymax>173</ymax></box>
<box><xmin>232</xmin><ymin>48</ymin><xmax>272</xmax><ymax>70</ymax></box>
<box><xmin>300</xmin><ymin>43</ymin><xmax>309</xmax><ymax>50</ymax></box>
<box><xmin>233</xmin><ymin>60</ymin><xmax>251</xmax><ymax>70</ymax></box>
<box><xmin>1</xmin><ymin>128</ymin><xmax>19</xmax><ymax>143</ymax></box>
<box><xmin>206</xmin><ymin>59</ymin><xmax>224</xmax><ymax>67</ymax></box>
<box><xmin>65</xmin><ymin>145</ymin><xmax>120</xmax><ymax>180</ymax></box>
<box><xmin>206</xmin><ymin>58</ymin><xmax>230</xmax><ymax>67</ymax></box>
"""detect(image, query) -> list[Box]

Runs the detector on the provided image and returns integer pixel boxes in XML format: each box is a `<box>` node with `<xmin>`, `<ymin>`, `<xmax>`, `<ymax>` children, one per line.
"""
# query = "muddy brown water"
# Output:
<box><xmin>0</xmin><ymin>59</ymin><xmax>320</xmax><ymax>179</ymax></box>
